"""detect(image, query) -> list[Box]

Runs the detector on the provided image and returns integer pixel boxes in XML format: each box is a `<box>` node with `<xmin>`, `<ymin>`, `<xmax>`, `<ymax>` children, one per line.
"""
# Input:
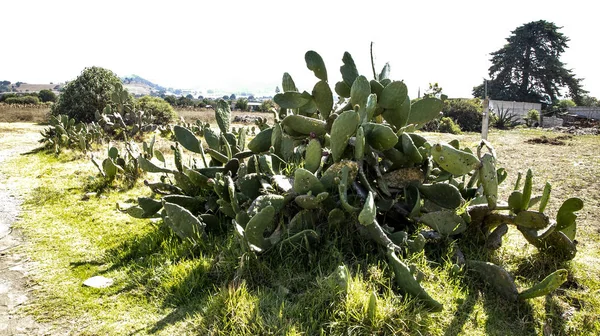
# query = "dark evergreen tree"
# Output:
<box><xmin>473</xmin><ymin>20</ymin><xmax>587</xmax><ymax>105</ymax></box>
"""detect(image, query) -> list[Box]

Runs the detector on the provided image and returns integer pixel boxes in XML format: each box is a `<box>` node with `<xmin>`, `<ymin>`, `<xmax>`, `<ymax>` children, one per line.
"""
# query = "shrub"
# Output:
<box><xmin>135</xmin><ymin>96</ymin><xmax>177</xmax><ymax>125</ymax></box>
<box><xmin>260</xmin><ymin>99</ymin><xmax>276</xmax><ymax>112</ymax></box>
<box><xmin>442</xmin><ymin>99</ymin><xmax>482</xmax><ymax>132</ymax></box>
<box><xmin>438</xmin><ymin>117</ymin><xmax>462</xmax><ymax>134</ymax></box>
<box><xmin>51</xmin><ymin>66</ymin><xmax>127</xmax><ymax>123</ymax></box>
<box><xmin>4</xmin><ymin>96</ymin><xmax>40</xmax><ymax>105</ymax></box>
<box><xmin>492</xmin><ymin>107</ymin><xmax>520</xmax><ymax>129</ymax></box>
<box><xmin>525</xmin><ymin>109</ymin><xmax>540</xmax><ymax>127</ymax></box>
<box><xmin>0</xmin><ymin>93</ymin><xmax>18</xmax><ymax>102</ymax></box>
<box><xmin>235</xmin><ymin>98</ymin><xmax>248</xmax><ymax>111</ymax></box>
<box><xmin>38</xmin><ymin>89</ymin><xmax>57</xmax><ymax>103</ymax></box>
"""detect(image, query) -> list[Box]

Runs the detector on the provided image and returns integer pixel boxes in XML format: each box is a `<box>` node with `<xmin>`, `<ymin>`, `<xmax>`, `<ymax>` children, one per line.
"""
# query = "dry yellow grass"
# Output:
<box><xmin>175</xmin><ymin>107</ymin><xmax>273</xmax><ymax>125</ymax></box>
<box><xmin>0</xmin><ymin>104</ymin><xmax>50</xmax><ymax>123</ymax></box>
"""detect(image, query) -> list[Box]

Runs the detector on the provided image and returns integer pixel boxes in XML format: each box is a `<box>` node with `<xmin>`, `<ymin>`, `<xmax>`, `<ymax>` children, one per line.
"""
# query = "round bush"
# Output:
<box><xmin>51</xmin><ymin>67</ymin><xmax>125</xmax><ymax>123</ymax></box>
<box><xmin>136</xmin><ymin>96</ymin><xmax>177</xmax><ymax>125</ymax></box>
<box><xmin>443</xmin><ymin>99</ymin><xmax>482</xmax><ymax>132</ymax></box>
<box><xmin>38</xmin><ymin>89</ymin><xmax>57</xmax><ymax>103</ymax></box>
<box><xmin>438</xmin><ymin>117</ymin><xmax>462</xmax><ymax>134</ymax></box>
<box><xmin>4</xmin><ymin>96</ymin><xmax>40</xmax><ymax>105</ymax></box>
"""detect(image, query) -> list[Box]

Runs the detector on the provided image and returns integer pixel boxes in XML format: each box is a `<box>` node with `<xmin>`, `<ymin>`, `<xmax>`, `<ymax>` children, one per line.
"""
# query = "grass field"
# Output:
<box><xmin>0</xmin><ymin>104</ymin><xmax>272</xmax><ymax>126</ymax></box>
<box><xmin>0</xmin><ymin>104</ymin><xmax>49</xmax><ymax>123</ymax></box>
<box><xmin>0</xmin><ymin>123</ymin><xmax>599</xmax><ymax>335</ymax></box>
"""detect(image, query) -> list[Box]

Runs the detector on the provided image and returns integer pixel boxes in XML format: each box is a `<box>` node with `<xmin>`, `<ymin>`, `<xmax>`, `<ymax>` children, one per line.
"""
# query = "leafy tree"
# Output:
<box><xmin>0</xmin><ymin>80</ymin><xmax>10</xmax><ymax>92</ymax></box>
<box><xmin>235</xmin><ymin>98</ymin><xmax>248</xmax><ymax>111</ymax></box>
<box><xmin>38</xmin><ymin>89</ymin><xmax>57</xmax><ymax>103</ymax></box>
<box><xmin>51</xmin><ymin>67</ymin><xmax>127</xmax><ymax>123</ymax></box>
<box><xmin>0</xmin><ymin>93</ymin><xmax>17</xmax><ymax>102</ymax></box>
<box><xmin>229</xmin><ymin>93</ymin><xmax>236</xmax><ymax>100</ymax></box>
<box><xmin>163</xmin><ymin>95</ymin><xmax>177</xmax><ymax>106</ymax></box>
<box><xmin>580</xmin><ymin>95</ymin><xmax>600</xmax><ymax>107</ymax></box>
<box><xmin>136</xmin><ymin>96</ymin><xmax>176</xmax><ymax>125</ymax></box>
<box><xmin>185</xmin><ymin>94</ymin><xmax>194</xmax><ymax>100</ymax></box>
<box><xmin>260</xmin><ymin>99</ymin><xmax>276</xmax><ymax>112</ymax></box>
<box><xmin>558</xmin><ymin>99</ymin><xmax>576</xmax><ymax>110</ymax></box>
<box><xmin>177</xmin><ymin>96</ymin><xmax>194</xmax><ymax>107</ymax></box>
<box><xmin>473</xmin><ymin>20</ymin><xmax>587</xmax><ymax>105</ymax></box>
<box><xmin>275</xmin><ymin>86</ymin><xmax>280</xmax><ymax>94</ymax></box>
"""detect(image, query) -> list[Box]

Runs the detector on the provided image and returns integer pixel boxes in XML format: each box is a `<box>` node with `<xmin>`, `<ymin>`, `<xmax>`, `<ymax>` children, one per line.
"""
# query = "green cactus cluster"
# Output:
<box><xmin>127</xmin><ymin>50</ymin><xmax>582</xmax><ymax>310</ymax></box>
<box><xmin>40</xmin><ymin>114</ymin><xmax>104</xmax><ymax>154</ymax></box>
<box><xmin>95</xmin><ymin>83</ymin><xmax>158</xmax><ymax>139</ymax></box>
<box><xmin>92</xmin><ymin>135</ymin><xmax>155</xmax><ymax>186</ymax></box>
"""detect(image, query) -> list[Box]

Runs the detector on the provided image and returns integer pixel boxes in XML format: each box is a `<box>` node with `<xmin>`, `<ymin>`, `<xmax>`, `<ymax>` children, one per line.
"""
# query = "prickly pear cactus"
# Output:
<box><xmin>128</xmin><ymin>49</ymin><xmax>583</xmax><ymax>310</ymax></box>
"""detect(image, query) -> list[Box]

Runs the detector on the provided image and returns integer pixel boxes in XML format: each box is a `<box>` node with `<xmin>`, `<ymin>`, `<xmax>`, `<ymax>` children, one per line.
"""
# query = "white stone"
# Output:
<box><xmin>83</xmin><ymin>276</ymin><xmax>114</xmax><ymax>288</ymax></box>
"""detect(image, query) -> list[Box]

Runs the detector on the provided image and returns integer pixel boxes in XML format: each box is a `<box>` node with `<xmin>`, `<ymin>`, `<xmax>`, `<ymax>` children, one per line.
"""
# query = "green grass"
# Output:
<box><xmin>2</xmin><ymin>127</ymin><xmax>599</xmax><ymax>335</ymax></box>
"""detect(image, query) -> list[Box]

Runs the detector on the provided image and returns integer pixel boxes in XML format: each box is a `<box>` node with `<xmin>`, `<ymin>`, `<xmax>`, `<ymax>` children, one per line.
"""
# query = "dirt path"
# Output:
<box><xmin>0</xmin><ymin>123</ymin><xmax>50</xmax><ymax>335</ymax></box>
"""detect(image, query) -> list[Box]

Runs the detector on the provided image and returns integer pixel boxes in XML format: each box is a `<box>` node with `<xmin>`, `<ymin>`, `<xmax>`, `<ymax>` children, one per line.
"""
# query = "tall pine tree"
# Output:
<box><xmin>474</xmin><ymin>20</ymin><xmax>587</xmax><ymax>105</ymax></box>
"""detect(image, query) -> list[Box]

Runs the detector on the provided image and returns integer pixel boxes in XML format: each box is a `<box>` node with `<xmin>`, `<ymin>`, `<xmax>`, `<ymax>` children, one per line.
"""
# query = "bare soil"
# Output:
<box><xmin>0</xmin><ymin>123</ymin><xmax>50</xmax><ymax>335</ymax></box>
<box><xmin>525</xmin><ymin>135</ymin><xmax>573</xmax><ymax>145</ymax></box>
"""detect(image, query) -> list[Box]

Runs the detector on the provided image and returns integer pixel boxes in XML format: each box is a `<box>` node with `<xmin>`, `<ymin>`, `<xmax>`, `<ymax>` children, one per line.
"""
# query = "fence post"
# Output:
<box><xmin>481</xmin><ymin>98</ymin><xmax>490</xmax><ymax>140</ymax></box>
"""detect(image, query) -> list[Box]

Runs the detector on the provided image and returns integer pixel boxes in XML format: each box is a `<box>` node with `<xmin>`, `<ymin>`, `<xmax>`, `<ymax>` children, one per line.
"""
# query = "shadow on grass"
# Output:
<box><xmin>443</xmin><ymin>280</ymin><xmax>536</xmax><ymax>336</ymax></box>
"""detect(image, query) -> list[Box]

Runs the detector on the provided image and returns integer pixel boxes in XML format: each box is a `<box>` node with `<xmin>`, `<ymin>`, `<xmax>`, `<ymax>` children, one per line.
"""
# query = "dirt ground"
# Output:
<box><xmin>0</xmin><ymin>123</ymin><xmax>49</xmax><ymax>335</ymax></box>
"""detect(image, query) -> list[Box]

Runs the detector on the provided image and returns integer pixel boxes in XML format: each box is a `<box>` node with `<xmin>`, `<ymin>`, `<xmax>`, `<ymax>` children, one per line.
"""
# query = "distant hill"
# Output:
<box><xmin>121</xmin><ymin>75</ymin><xmax>166</xmax><ymax>96</ymax></box>
<box><xmin>12</xmin><ymin>83</ymin><xmax>62</xmax><ymax>93</ymax></box>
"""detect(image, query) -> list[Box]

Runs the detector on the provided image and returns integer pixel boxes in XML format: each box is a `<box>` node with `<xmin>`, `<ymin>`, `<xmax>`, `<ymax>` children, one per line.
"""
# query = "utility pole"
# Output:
<box><xmin>481</xmin><ymin>79</ymin><xmax>490</xmax><ymax>140</ymax></box>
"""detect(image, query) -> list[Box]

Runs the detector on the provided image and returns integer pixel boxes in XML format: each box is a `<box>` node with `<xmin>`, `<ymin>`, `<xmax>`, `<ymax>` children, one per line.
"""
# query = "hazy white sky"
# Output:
<box><xmin>2</xmin><ymin>0</ymin><xmax>598</xmax><ymax>98</ymax></box>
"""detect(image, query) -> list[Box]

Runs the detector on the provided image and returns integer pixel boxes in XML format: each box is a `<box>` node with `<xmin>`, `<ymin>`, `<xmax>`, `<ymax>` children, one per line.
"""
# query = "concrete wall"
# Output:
<box><xmin>541</xmin><ymin>116</ymin><xmax>563</xmax><ymax>128</ymax></box>
<box><xmin>489</xmin><ymin>100</ymin><xmax>542</xmax><ymax>122</ymax></box>
<box><xmin>567</xmin><ymin>106</ymin><xmax>600</xmax><ymax>120</ymax></box>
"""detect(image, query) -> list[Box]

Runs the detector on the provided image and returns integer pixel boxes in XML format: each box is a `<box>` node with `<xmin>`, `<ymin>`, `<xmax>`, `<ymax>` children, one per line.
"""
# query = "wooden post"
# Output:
<box><xmin>481</xmin><ymin>79</ymin><xmax>489</xmax><ymax>140</ymax></box>
<box><xmin>482</xmin><ymin>98</ymin><xmax>490</xmax><ymax>140</ymax></box>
